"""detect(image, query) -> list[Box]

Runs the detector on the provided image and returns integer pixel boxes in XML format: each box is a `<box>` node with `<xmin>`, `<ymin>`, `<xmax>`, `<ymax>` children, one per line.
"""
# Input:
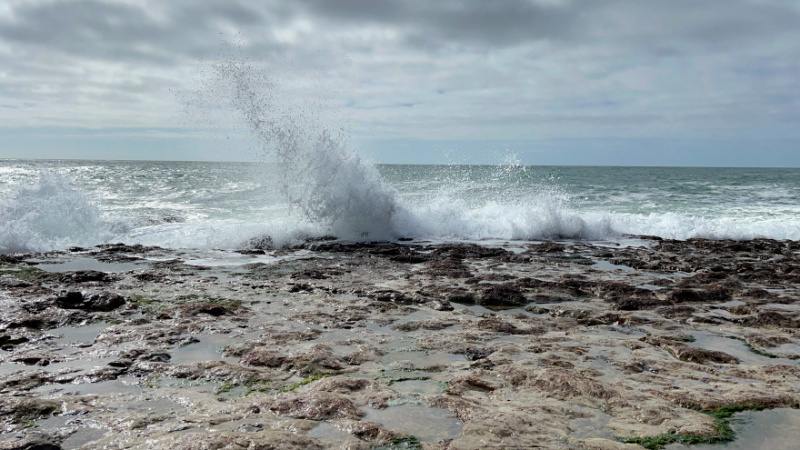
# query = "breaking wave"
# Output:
<box><xmin>0</xmin><ymin>171</ymin><xmax>110</xmax><ymax>253</ymax></box>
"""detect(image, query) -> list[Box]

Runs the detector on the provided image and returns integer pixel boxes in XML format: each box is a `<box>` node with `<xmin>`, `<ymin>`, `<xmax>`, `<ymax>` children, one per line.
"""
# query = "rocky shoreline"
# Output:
<box><xmin>1</xmin><ymin>238</ymin><xmax>799</xmax><ymax>449</ymax></box>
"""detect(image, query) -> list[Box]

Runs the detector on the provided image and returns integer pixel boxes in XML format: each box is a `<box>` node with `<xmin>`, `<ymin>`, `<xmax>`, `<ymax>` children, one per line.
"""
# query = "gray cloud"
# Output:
<box><xmin>0</xmin><ymin>0</ymin><xmax>798</xmax><ymax>155</ymax></box>
<box><xmin>0</xmin><ymin>0</ymin><xmax>276</xmax><ymax>64</ymax></box>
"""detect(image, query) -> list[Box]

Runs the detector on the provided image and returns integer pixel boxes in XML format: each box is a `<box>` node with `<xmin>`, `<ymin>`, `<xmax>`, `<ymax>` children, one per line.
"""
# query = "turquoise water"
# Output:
<box><xmin>1</xmin><ymin>159</ymin><xmax>799</xmax><ymax>253</ymax></box>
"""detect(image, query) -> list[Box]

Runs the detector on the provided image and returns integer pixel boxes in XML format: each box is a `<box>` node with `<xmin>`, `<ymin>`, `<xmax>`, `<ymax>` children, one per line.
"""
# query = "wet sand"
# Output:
<box><xmin>1</xmin><ymin>238</ymin><xmax>799</xmax><ymax>449</ymax></box>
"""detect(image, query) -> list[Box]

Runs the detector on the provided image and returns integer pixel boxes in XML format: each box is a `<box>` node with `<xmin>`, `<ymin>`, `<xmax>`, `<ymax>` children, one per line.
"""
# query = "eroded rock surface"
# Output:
<box><xmin>0</xmin><ymin>238</ymin><xmax>799</xmax><ymax>448</ymax></box>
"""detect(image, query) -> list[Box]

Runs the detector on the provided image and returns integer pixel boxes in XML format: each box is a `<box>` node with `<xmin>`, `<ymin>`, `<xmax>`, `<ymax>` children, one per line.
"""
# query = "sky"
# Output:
<box><xmin>1</xmin><ymin>0</ymin><xmax>799</xmax><ymax>166</ymax></box>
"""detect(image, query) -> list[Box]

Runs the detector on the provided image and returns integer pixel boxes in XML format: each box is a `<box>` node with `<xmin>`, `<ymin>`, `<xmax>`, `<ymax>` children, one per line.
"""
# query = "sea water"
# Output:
<box><xmin>1</xmin><ymin>159</ymin><xmax>799</xmax><ymax>254</ymax></box>
<box><xmin>2</xmin><ymin>57</ymin><xmax>799</xmax><ymax>254</ymax></box>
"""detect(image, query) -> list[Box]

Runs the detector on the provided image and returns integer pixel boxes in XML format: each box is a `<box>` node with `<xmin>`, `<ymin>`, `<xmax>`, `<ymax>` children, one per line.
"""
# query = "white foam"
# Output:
<box><xmin>0</xmin><ymin>171</ymin><xmax>110</xmax><ymax>253</ymax></box>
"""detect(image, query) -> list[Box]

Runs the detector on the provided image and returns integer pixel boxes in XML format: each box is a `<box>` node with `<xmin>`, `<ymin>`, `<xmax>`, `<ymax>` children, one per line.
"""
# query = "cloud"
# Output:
<box><xmin>0</xmin><ymin>0</ymin><xmax>799</xmax><ymax>161</ymax></box>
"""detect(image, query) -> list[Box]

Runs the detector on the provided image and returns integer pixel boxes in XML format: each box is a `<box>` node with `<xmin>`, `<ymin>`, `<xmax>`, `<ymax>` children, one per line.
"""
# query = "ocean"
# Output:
<box><xmin>1</xmin><ymin>158</ymin><xmax>799</xmax><ymax>255</ymax></box>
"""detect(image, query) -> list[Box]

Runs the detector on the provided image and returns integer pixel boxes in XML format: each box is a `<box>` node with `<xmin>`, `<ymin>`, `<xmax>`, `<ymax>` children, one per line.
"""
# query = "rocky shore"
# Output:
<box><xmin>1</xmin><ymin>238</ymin><xmax>799</xmax><ymax>449</ymax></box>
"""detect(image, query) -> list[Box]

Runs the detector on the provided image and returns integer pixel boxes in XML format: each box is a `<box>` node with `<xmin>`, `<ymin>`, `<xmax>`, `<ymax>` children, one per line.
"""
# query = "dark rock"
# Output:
<box><xmin>58</xmin><ymin>270</ymin><xmax>109</xmax><ymax>283</ymax></box>
<box><xmin>133</xmin><ymin>272</ymin><xmax>165</xmax><ymax>282</ymax></box>
<box><xmin>479</xmin><ymin>283</ymin><xmax>527</xmax><ymax>307</ymax></box>
<box><xmin>747</xmin><ymin>311</ymin><xmax>800</xmax><ymax>329</ymax></box>
<box><xmin>141</xmin><ymin>353</ymin><xmax>171</xmax><ymax>363</ymax></box>
<box><xmin>266</xmin><ymin>391</ymin><xmax>365</xmax><ymax>420</ymax></box>
<box><xmin>0</xmin><ymin>334</ymin><xmax>30</xmax><ymax>350</ymax></box>
<box><xmin>291</xmin><ymin>269</ymin><xmax>342</xmax><ymax>280</ymax></box>
<box><xmin>0</xmin><ymin>436</ymin><xmax>62</xmax><ymax>450</ymax></box>
<box><xmin>96</xmin><ymin>243</ymin><xmax>160</xmax><ymax>253</ymax></box>
<box><xmin>240</xmin><ymin>350</ymin><xmax>286</xmax><ymax>368</ymax></box>
<box><xmin>174</xmin><ymin>302</ymin><xmax>230</xmax><ymax>317</ymax></box>
<box><xmin>55</xmin><ymin>291</ymin><xmax>125</xmax><ymax>312</ymax></box>
<box><xmin>389</xmin><ymin>253</ymin><xmax>430</xmax><ymax>263</ymax></box>
<box><xmin>530</xmin><ymin>242</ymin><xmax>566</xmax><ymax>253</ymax></box>
<box><xmin>525</xmin><ymin>305</ymin><xmax>550</xmax><ymax>314</ymax></box>
<box><xmin>0</xmin><ymin>398</ymin><xmax>60</xmax><ymax>423</ymax></box>
<box><xmin>54</xmin><ymin>291</ymin><xmax>84</xmax><ymax>308</ymax></box>
<box><xmin>463</xmin><ymin>347</ymin><xmax>492</xmax><ymax>361</ymax></box>
<box><xmin>477</xmin><ymin>319</ymin><xmax>519</xmax><ymax>334</ymax></box>
<box><xmin>426</xmin><ymin>258</ymin><xmax>472</xmax><ymax>278</ymax></box>
<box><xmin>5</xmin><ymin>315</ymin><xmax>58</xmax><ymax>331</ymax></box>
<box><xmin>642</xmin><ymin>337</ymin><xmax>739</xmax><ymax>364</ymax></box>
<box><xmin>367</xmin><ymin>289</ymin><xmax>410</xmax><ymax>303</ymax></box>
<box><xmin>608</xmin><ymin>296</ymin><xmax>669</xmax><ymax>311</ymax></box>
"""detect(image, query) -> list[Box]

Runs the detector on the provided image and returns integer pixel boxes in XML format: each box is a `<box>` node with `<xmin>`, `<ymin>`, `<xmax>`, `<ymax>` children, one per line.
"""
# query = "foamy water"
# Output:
<box><xmin>1</xmin><ymin>160</ymin><xmax>799</xmax><ymax>254</ymax></box>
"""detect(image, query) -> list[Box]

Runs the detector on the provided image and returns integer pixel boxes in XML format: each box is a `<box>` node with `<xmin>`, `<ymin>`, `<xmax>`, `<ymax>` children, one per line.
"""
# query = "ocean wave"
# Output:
<box><xmin>0</xmin><ymin>171</ymin><xmax>110</xmax><ymax>253</ymax></box>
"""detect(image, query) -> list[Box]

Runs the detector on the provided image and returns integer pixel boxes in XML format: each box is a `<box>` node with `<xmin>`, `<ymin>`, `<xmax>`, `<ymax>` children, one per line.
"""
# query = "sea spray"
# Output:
<box><xmin>208</xmin><ymin>57</ymin><xmax>400</xmax><ymax>241</ymax></box>
<box><xmin>0</xmin><ymin>171</ymin><xmax>107</xmax><ymax>253</ymax></box>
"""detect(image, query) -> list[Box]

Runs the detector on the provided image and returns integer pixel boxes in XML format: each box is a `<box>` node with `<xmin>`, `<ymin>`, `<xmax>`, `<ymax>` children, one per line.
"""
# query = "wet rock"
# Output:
<box><xmin>657</xmin><ymin>305</ymin><xmax>697</xmax><ymax>320</ymax></box>
<box><xmin>0</xmin><ymin>398</ymin><xmax>60</xmax><ymax>424</ymax></box>
<box><xmin>367</xmin><ymin>289</ymin><xmax>410</xmax><ymax>303</ymax></box>
<box><xmin>284</xmin><ymin>346</ymin><xmax>346</xmax><ymax>375</ymax></box>
<box><xmin>239</xmin><ymin>349</ymin><xmax>286</xmax><ymax>368</ymax></box>
<box><xmin>743</xmin><ymin>333</ymin><xmax>791</xmax><ymax>348</ymax></box>
<box><xmin>433</xmin><ymin>243</ymin><xmax>512</xmax><ymax>260</ymax></box>
<box><xmin>57</xmin><ymin>270</ymin><xmax>111</xmax><ymax>283</ymax></box>
<box><xmin>666</xmin><ymin>288</ymin><xmax>731</xmax><ymax>303</ymax></box>
<box><xmin>746</xmin><ymin>311</ymin><xmax>800</xmax><ymax>329</ymax></box>
<box><xmin>500</xmin><ymin>366</ymin><xmax>619</xmax><ymax>405</ymax></box>
<box><xmin>479</xmin><ymin>283</ymin><xmax>527</xmax><ymax>307</ymax></box>
<box><xmin>238</xmin><ymin>423</ymin><xmax>264</xmax><ymax>432</ymax></box>
<box><xmin>4</xmin><ymin>314</ymin><xmax>59</xmax><ymax>331</ymax></box>
<box><xmin>150</xmin><ymin>432</ymin><xmax>324</xmax><ymax>450</ymax></box>
<box><xmin>463</xmin><ymin>347</ymin><xmax>492</xmax><ymax>361</ymax></box>
<box><xmin>525</xmin><ymin>305</ymin><xmax>550</xmax><ymax>314</ymax></box>
<box><xmin>0</xmin><ymin>371</ymin><xmax>54</xmax><ymax>393</ymax></box>
<box><xmin>291</xmin><ymin>269</ymin><xmax>342</xmax><ymax>280</ymax></box>
<box><xmin>132</xmin><ymin>272</ymin><xmax>165</xmax><ymax>282</ymax></box>
<box><xmin>477</xmin><ymin>318</ymin><xmax>522</xmax><ymax>334</ymax></box>
<box><xmin>429</xmin><ymin>299</ymin><xmax>454</xmax><ymax>311</ymax></box>
<box><xmin>140</xmin><ymin>352</ymin><xmax>171</xmax><ymax>363</ymax></box>
<box><xmin>530</xmin><ymin>242</ymin><xmax>567</xmax><ymax>253</ymax></box>
<box><xmin>166</xmin><ymin>361</ymin><xmax>268</xmax><ymax>386</ymax></box>
<box><xmin>55</xmin><ymin>291</ymin><xmax>125</xmax><ymax>312</ymax></box>
<box><xmin>389</xmin><ymin>252</ymin><xmax>430</xmax><ymax>264</ymax></box>
<box><xmin>343</xmin><ymin>420</ymin><xmax>398</xmax><ymax>442</ymax></box>
<box><xmin>96</xmin><ymin>243</ymin><xmax>160</xmax><ymax>253</ymax></box>
<box><xmin>309</xmin><ymin>376</ymin><xmax>379</xmax><ymax>393</ymax></box>
<box><xmin>0</xmin><ymin>436</ymin><xmax>62</xmax><ymax>450</ymax></box>
<box><xmin>265</xmin><ymin>391</ymin><xmax>365</xmax><ymax>420</ymax></box>
<box><xmin>426</xmin><ymin>258</ymin><xmax>473</xmax><ymax>278</ymax></box>
<box><xmin>172</xmin><ymin>302</ymin><xmax>231</xmax><ymax>317</ymax></box>
<box><xmin>642</xmin><ymin>337</ymin><xmax>739</xmax><ymax>364</ymax></box>
<box><xmin>447</xmin><ymin>373</ymin><xmax>499</xmax><ymax>395</ymax></box>
<box><xmin>576</xmin><ymin>312</ymin><xmax>623</xmax><ymax>326</ymax></box>
<box><xmin>0</xmin><ymin>334</ymin><xmax>30</xmax><ymax>350</ymax></box>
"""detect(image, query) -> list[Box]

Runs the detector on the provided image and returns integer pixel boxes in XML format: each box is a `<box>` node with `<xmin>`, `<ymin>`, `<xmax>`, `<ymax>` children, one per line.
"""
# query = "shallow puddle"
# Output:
<box><xmin>33</xmin><ymin>377</ymin><xmax>143</xmax><ymax>396</ymax></box>
<box><xmin>307</xmin><ymin>422</ymin><xmax>352</xmax><ymax>440</ymax></box>
<box><xmin>592</xmin><ymin>260</ymin><xmax>634</xmax><ymax>272</ymax></box>
<box><xmin>667</xmin><ymin>408</ymin><xmax>800</xmax><ymax>449</ymax></box>
<box><xmin>170</xmin><ymin>334</ymin><xmax>241</xmax><ymax>365</ymax></box>
<box><xmin>381</xmin><ymin>350</ymin><xmax>464</xmax><ymax>370</ymax></box>
<box><xmin>390</xmin><ymin>379</ymin><xmax>447</xmax><ymax>396</ymax></box>
<box><xmin>61</xmin><ymin>426</ymin><xmax>108</xmax><ymax>449</ymax></box>
<box><xmin>52</xmin><ymin>321</ymin><xmax>110</xmax><ymax>346</ymax></box>
<box><xmin>688</xmin><ymin>331</ymin><xmax>794</xmax><ymax>366</ymax></box>
<box><xmin>362</xmin><ymin>404</ymin><xmax>463</xmax><ymax>442</ymax></box>
<box><xmin>569</xmin><ymin>409</ymin><xmax>615</xmax><ymax>440</ymax></box>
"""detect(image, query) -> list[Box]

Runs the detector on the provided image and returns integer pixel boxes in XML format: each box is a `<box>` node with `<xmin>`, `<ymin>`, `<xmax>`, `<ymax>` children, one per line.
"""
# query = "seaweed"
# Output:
<box><xmin>371</xmin><ymin>436</ymin><xmax>423</xmax><ymax>450</ymax></box>
<box><xmin>279</xmin><ymin>374</ymin><xmax>331</xmax><ymax>393</ymax></box>
<box><xmin>620</xmin><ymin>402</ymin><xmax>774</xmax><ymax>449</ymax></box>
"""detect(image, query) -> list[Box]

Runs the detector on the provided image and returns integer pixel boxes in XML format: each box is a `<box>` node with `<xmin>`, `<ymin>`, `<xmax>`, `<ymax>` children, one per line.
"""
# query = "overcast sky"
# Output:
<box><xmin>1</xmin><ymin>0</ymin><xmax>799</xmax><ymax>166</ymax></box>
